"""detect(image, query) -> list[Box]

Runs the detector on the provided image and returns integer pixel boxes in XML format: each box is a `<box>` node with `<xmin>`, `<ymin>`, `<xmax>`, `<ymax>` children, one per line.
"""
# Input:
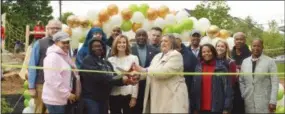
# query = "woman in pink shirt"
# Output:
<box><xmin>42</xmin><ymin>32</ymin><xmax>78</xmax><ymax>113</ymax></box>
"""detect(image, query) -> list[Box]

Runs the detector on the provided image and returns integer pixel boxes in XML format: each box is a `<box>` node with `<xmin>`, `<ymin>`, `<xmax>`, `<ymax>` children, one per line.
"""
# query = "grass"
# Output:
<box><xmin>277</xmin><ymin>63</ymin><xmax>285</xmax><ymax>78</ymax></box>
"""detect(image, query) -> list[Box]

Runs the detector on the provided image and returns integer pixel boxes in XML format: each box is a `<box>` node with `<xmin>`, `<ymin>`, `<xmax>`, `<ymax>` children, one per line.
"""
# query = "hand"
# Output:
<box><xmin>68</xmin><ymin>93</ymin><xmax>77</xmax><ymax>103</ymax></box>
<box><xmin>29</xmin><ymin>89</ymin><xmax>37</xmax><ymax>98</ymax></box>
<box><xmin>223</xmin><ymin>110</ymin><xmax>229</xmax><ymax>114</ymax></box>
<box><xmin>268</xmin><ymin>104</ymin><xmax>276</xmax><ymax>113</ymax></box>
<box><xmin>131</xmin><ymin>63</ymin><xmax>143</xmax><ymax>72</ymax></box>
<box><xmin>129</xmin><ymin>97</ymin><xmax>137</xmax><ymax>108</ymax></box>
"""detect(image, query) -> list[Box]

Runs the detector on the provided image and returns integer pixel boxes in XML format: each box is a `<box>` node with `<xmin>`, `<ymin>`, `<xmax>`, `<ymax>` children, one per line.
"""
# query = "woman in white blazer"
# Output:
<box><xmin>132</xmin><ymin>34</ymin><xmax>189</xmax><ymax>113</ymax></box>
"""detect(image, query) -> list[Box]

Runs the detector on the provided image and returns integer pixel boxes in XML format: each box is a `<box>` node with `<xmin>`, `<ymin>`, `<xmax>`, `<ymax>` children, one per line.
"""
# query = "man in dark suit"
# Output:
<box><xmin>188</xmin><ymin>29</ymin><xmax>202</xmax><ymax>59</ymax></box>
<box><xmin>131</xmin><ymin>29</ymin><xmax>159</xmax><ymax>114</ymax></box>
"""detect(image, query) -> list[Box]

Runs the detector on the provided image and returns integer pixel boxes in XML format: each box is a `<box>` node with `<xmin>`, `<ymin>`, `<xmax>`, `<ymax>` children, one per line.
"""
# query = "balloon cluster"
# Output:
<box><xmin>22</xmin><ymin>80</ymin><xmax>35</xmax><ymax>113</ymax></box>
<box><xmin>64</xmin><ymin>4</ymin><xmax>237</xmax><ymax>49</ymax></box>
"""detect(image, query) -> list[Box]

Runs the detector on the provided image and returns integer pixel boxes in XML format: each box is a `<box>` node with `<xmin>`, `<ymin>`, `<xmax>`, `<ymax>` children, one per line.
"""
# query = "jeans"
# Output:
<box><xmin>83</xmin><ymin>98</ymin><xmax>108</xmax><ymax>114</ymax></box>
<box><xmin>45</xmin><ymin>103</ymin><xmax>65</xmax><ymax>114</ymax></box>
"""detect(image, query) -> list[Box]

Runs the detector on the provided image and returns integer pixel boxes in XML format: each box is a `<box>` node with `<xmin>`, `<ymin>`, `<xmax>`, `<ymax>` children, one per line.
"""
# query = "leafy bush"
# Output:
<box><xmin>1</xmin><ymin>98</ymin><xmax>13</xmax><ymax>113</ymax></box>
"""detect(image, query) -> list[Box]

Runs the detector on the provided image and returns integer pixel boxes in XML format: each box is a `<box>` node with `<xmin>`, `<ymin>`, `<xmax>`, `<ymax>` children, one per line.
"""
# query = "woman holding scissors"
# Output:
<box><xmin>108</xmin><ymin>34</ymin><xmax>139</xmax><ymax>114</ymax></box>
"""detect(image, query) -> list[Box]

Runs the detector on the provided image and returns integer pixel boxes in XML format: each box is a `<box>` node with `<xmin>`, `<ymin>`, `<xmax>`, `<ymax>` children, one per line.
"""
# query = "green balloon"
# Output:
<box><xmin>276</xmin><ymin>106</ymin><xmax>285</xmax><ymax>113</ymax></box>
<box><xmin>24</xmin><ymin>99</ymin><xmax>29</xmax><ymax>107</ymax></box>
<box><xmin>79</xmin><ymin>37</ymin><xmax>85</xmax><ymax>43</ymax></box>
<box><xmin>121</xmin><ymin>20</ymin><xmax>132</xmax><ymax>32</ymax></box>
<box><xmin>277</xmin><ymin>84</ymin><xmax>284</xmax><ymax>100</ymax></box>
<box><xmin>163</xmin><ymin>26</ymin><xmax>174</xmax><ymax>34</ymax></box>
<box><xmin>173</xmin><ymin>24</ymin><xmax>184</xmax><ymax>34</ymax></box>
<box><xmin>128</xmin><ymin>4</ymin><xmax>139</xmax><ymax>13</ymax></box>
<box><xmin>181</xmin><ymin>19</ymin><xmax>193</xmax><ymax>30</ymax></box>
<box><xmin>23</xmin><ymin>81</ymin><xmax>29</xmax><ymax>90</ymax></box>
<box><xmin>23</xmin><ymin>90</ymin><xmax>31</xmax><ymax>100</ymax></box>
<box><xmin>139</xmin><ymin>4</ymin><xmax>149</xmax><ymax>17</ymax></box>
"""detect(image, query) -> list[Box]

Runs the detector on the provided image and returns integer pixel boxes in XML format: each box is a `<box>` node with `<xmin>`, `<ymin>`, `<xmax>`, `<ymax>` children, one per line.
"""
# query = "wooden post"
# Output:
<box><xmin>25</xmin><ymin>25</ymin><xmax>30</xmax><ymax>51</ymax></box>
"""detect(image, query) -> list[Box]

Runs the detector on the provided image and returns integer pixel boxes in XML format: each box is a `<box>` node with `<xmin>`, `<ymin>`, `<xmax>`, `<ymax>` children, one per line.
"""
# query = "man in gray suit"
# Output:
<box><xmin>239</xmin><ymin>39</ymin><xmax>279</xmax><ymax>113</ymax></box>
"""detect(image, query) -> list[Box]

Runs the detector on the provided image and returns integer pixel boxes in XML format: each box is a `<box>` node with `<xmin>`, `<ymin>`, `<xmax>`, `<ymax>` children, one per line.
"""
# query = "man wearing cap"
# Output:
<box><xmin>42</xmin><ymin>31</ymin><xmax>79</xmax><ymax>113</ymax></box>
<box><xmin>188</xmin><ymin>30</ymin><xmax>202</xmax><ymax>59</ymax></box>
<box><xmin>174</xmin><ymin>33</ymin><xmax>198</xmax><ymax>113</ymax></box>
<box><xmin>28</xmin><ymin>19</ymin><xmax>62</xmax><ymax>113</ymax></box>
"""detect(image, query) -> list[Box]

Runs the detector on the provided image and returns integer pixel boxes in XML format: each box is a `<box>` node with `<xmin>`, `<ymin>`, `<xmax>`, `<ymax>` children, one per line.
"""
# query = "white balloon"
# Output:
<box><xmin>22</xmin><ymin>107</ymin><xmax>34</xmax><ymax>113</ymax></box>
<box><xmin>131</xmin><ymin>12</ymin><xmax>145</xmax><ymax>23</ymax></box>
<box><xmin>154</xmin><ymin>18</ymin><xmax>166</xmax><ymax>29</ymax></box>
<box><xmin>86</xmin><ymin>10</ymin><xmax>99</xmax><ymax>22</ymax></box>
<box><xmin>165</xmin><ymin>14</ymin><xmax>177</xmax><ymax>26</ymax></box>
<box><xmin>196</xmin><ymin>18</ymin><xmax>211</xmax><ymax>32</ymax></box>
<box><xmin>142</xmin><ymin>19</ymin><xmax>154</xmax><ymax>31</ymax></box>
<box><xmin>176</xmin><ymin>10</ymin><xmax>190</xmax><ymax>23</ymax></box>
<box><xmin>123</xmin><ymin>31</ymin><xmax>136</xmax><ymax>40</ymax></box>
<box><xmin>62</xmin><ymin>24</ymin><xmax>68</xmax><ymax>30</ymax></box>
<box><xmin>189</xmin><ymin>17</ymin><xmax>198</xmax><ymax>29</ymax></box>
<box><xmin>102</xmin><ymin>20</ymin><xmax>112</xmax><ymax>37</ymax></box>
<box><xmin>28</xmin><ymin>98</ymin><xmax>35</xmax><ymax>108</ymax></box>
<box><xmin>109</xmin><ymin>14</ymin><xmax>123</xmax><ymax>28</ymax></box>
<box><xmin>71</xmin><ymin>27</ymin><xmax>84</xmax><ymax>49</ymax></box>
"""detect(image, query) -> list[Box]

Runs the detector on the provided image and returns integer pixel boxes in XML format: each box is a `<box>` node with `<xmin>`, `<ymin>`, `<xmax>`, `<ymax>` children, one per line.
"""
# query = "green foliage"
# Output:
<box><xmin>59</xmin><ymin>12</ymin><xmax>74</xmax><ymax>24</ymax></box>
<box><xmin>2</xmin><ymin>0</ymin><xmax>53</xmax><ymax>51</ymax></box>
<box><xmin>1</xmin><ymin>98</ymin><xmax>14</xmax><ymax>113</ymax></box>
<box><xmin>191</xmin><ymin>0</ymin><xmax>234</xmax><ymax>29</ymax></box>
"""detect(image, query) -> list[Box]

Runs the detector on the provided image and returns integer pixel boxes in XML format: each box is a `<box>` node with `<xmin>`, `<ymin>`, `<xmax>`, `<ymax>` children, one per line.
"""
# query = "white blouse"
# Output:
<box><xmin>108</xmin><ymin>54</ymin><xmax>139</xmax><ymax>98</ymax></box>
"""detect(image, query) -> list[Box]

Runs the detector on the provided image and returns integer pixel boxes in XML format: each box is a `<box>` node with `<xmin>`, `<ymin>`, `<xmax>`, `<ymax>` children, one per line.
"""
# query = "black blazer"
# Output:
<box><xmin>131</xmin><ymin>44</ymin><xmax>160</xmax><ymax>68</ymax></box>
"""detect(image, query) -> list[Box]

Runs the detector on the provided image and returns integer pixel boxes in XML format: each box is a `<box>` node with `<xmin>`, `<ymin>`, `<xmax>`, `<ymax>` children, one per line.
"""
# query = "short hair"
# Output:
<box><xmin>151</xmin><ymin>27</ymin><xmax>162</xmax><ymax>33</ymax></box>
<box><xmin>215</xmin><ymin>40</ymin><xmax>232</xmax><ymax>59</ymax></box>
<box><xmin>162</xmin><ymin>34</ymin><xmax>177</xmax><ymax>50</ymax></box>
<box><xmin>111</xmin><ymin>34</ymin><xmax>131</xmax><ymax>56</ymax></box>
<box><xmin>47</xmin><ymin>19</ymin><xmax>62</xmax><ymax>27</ymax></box>
<box><xmin>233</xmin><ymin>32</ymin><xmax>246</xmax><ymax>39</ymax></box>
<box><xmin>198</xmin><ymin>44</ymin><xmax>218</xmax><ymax>61</ymax></box>
<box><xmin>252</xmin><ymin>38</ymin><xmax>264</xmax><ymax>46</ymax></box>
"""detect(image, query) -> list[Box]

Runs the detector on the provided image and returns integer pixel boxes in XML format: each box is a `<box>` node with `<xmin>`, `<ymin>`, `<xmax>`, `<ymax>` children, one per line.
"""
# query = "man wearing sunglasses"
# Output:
<box><xmin>28</xmin><ymin>19</ymin><xmax>62</xmax><ymax>113</ymax></box>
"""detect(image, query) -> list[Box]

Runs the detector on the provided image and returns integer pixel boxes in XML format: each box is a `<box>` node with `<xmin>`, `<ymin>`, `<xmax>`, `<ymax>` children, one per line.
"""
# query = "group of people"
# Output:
<box><xmin>28</xmin><ymin>19</ymin><xmax>279</xmax><ymax>114</ymax></box>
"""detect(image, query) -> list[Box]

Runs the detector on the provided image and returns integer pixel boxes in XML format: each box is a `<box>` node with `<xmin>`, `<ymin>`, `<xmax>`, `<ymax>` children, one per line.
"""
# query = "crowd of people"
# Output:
<box><xmin>27</xmin><ymin>19</ymin><xmax>280</xmax><ymax>114</ymax></box>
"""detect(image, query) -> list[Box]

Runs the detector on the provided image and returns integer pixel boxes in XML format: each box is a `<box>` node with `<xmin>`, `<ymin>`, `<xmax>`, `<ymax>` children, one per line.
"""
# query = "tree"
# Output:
<box><xmin>59</xmin><ymin>12</ymin><xmax>74</xmax><ymax>24</ymax></box>
<box><xmin>2</xmin><ymin>0</ymin><xmax>53</xmax><ymax>51</ymax></box>
<box><xmin>191</xmin><ymin>0</ymin><xmax>234</xmax><ymax>29</ymax></box>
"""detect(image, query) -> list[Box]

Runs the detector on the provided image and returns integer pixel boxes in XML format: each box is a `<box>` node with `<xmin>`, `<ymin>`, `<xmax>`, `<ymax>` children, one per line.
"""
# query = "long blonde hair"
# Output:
<box><xmin>111</xmin><ymin>34</ymin><xmax>131</xmax><ymax>56</ymax></box>
<box><xmin>216</xmin><ymin>40</ymin><xmax>232</xmax><ymax>59</ymax></box>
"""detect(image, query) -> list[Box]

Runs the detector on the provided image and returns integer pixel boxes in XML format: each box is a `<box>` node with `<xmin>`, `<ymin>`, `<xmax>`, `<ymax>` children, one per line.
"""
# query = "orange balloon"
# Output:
<box><xmin>92</xmin><ymin>20</ymin><xmax>102</xmax><ymax>28</ymax></box>
<box><xmin>147</xmin><ymin>8</ymin><xmax>158</xmax><ymax>21</ymax></box>
<box><xmin>78</xmin><ymin>16</ymin><xmax>90</xmax><ymax>28</ymax></box>
<box><xmin>132</xmin><ymin>23</ymin><xmax>142</xmax><ymax>32</ymax></box>
<box><xmin>158</xmin><ymin>5</ymin><xmax>170</xmax><ymax>18</ymax></box>
<box><xmin>99</xmin><ymin>9</ymin><xmax>110</xmax><ymax>23</ymax></box>
<box><xmin>66</xmin><ymin>15</ymin><xmax>77</xmax><ymax>28</ymax></box>
<box><xmin>107</xmin><ymin>4</ymin><xmax>119</xmax><ymax>16</ymax></box>
<box><xmin>121</xmin><ymin>8</ymin><xmax>133</xmax><ymax>21</ymax></box>
<box><xmin>219</xmin><ymin>29</ymin><xmax>230</xmax><ymax>39</ymax></box>
<box><xmin>63</xmin><ymin>27</ymin><xmax>72</xmax><ymax>36</ymax></box>
<box><xmin>72</xmin><ymin>16</ymin><xmax>80</xmax><ymax>28</ymax></box>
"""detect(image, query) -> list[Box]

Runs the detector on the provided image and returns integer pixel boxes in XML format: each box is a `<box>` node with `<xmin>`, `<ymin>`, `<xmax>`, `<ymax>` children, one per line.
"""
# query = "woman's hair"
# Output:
<box><xmin>198</xmin><ymin>44</ymin><xmax>218</xmax><ymax>61</ymax></box>
<box><xmin>162</xmin><ymin>34</ymin><xmax>177</xmax><ymax>50</ymax></box>
<box><xmin>111</xmin><ymin>34</ymin><xmax>131</xmax><ymax>56</ymax></box>
<box><xmin>215</xmin><ymin>40</ymin><xmax>232</xmax><ymax>59</ymax></box>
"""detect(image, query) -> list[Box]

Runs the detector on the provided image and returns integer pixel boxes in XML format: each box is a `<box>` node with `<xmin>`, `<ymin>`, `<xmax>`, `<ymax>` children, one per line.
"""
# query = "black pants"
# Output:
<box><xmin>199</xmin><ymin>110</ymin><xmax>222</xmax><ymax>114</ymax></box>
<box><xmin>109</xmin><ymin>95</ymin><xmax>133</xmax><ymax>114</ymax></box>
<box><xmin>232</xmin><ymin>82</ymin><xmax>245</xmax><ymax>114</ymax></box>
<box><xmin>133</xmin><ymin>80</ymin><xmax>146</xmax><ymax>114</ymax></box>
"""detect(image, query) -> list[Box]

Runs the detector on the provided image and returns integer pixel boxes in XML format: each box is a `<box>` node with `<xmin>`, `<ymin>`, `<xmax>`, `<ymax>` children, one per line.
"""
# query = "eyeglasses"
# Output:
<box><xmin>48</xmin><ymin>27</ymin><xmax>62</xmax><ymax>30</ymax></box>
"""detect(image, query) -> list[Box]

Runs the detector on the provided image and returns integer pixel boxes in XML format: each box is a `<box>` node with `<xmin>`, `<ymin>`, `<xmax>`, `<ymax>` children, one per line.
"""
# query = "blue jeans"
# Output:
<box><xmin>83</xmin><ymin>98</ymin><xmax>108</xmax><ymax>114</ymax></box>
<box><xmin>45</xmin><ymin>104</ymin><xmax>65</xmax><ymax>114</ymax></box>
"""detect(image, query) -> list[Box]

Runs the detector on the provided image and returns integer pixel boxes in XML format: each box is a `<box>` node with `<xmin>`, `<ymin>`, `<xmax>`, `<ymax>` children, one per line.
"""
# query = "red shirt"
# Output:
<box><xmin>201</xmin><ymin>60</ymin><xmax>216</xmax><ymax>111</ymax></box>
<box><xmin>1</xmin><ymin>26</ymin><xmax>5</xmax><ymax>39</ymax></box>
<box><xmin>34</xmin><ymin>25</ymin><xmax>45</xmax><ymax>39</ymax></box>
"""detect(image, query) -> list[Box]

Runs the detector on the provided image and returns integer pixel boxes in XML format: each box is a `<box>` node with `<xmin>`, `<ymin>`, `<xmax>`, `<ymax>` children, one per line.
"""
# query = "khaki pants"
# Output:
<box><xmin>34</xmin><ymin>84</ymin><xmax>48</xmax><ymax>114</ymax></box>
